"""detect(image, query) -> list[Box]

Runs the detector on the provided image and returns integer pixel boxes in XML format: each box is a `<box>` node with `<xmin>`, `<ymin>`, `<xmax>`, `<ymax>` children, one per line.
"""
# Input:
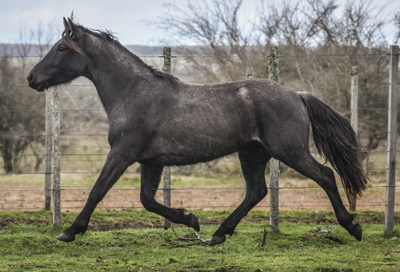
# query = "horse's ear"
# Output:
<box><xmin>66</xmin><ymin>17</ymin><xmax>81</xmax><ymax>40</ymax></box>
<box><xmin>63</xmin><ymin>17</ymin><xmax>69</xmax><ymax>30</ymax></box>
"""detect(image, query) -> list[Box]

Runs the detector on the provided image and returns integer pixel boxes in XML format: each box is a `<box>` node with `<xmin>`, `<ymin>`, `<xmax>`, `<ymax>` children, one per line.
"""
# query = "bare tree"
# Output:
<box><xmin>16</xmin><ymin>25</ymin><xmax>33</xmax><ymax>73</ymax></box>
<box><xmin>393</xmin><ymin>11</ymin><xmax>400</xmax><ymax>44</ymax></box>
<box><xmin>337</xmin><ymin>0</ymin><xmax>388</xmax><ymax>49</ymax></box>
<box><xmin>0</xmin><ymin>21</ymin><xmax>58</xmax><ymax>173</ymax></box>
<box><xmin>305</xmin><ymin>0</ymin><xmax>339</xmax><ymax>46</ymax></box>
<box><xmin>157</xmin><ymin>0</ymin><xmax>264</xmax><ymax>83</ymax></box>
<box><xmin>35</xmin><ymin>20</ymin><xmax>57</xmax><ymax>58</ymax></box>
<box><xmin>0</xmin><ymin>50</ymin><xmax>33</xmax><ymax>173</ymax></box>
<box><xmin>258</xmin><ymin>0</ymin><xmax>339</xmax><ymax>48</ymax></box>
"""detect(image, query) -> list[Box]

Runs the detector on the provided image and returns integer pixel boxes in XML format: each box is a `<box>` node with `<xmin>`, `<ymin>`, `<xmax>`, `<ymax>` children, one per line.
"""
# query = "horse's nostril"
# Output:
<box><xmin>27</xmin><ymin>73</ymin><xmax>33</xmax><ymax>83</ymax></box>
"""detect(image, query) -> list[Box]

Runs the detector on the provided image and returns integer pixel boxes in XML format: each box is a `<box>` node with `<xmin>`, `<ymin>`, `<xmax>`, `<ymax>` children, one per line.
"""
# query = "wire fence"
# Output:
<box><xmin>1</xmin><ymin>183</ymin><xmax>399</xmax><ymax>211</ymax></box>
<box><xmin>0</xmin><ymin>48</ymin><xmax>399</xmax><ymax>216</ymax></box>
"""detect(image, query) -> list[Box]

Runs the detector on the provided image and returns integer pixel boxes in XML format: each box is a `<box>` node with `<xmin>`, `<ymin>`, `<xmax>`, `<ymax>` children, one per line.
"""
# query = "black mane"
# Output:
<box><xmin>62</xmin><ymin>24</ymin><xmax>179</xmax><ymax>86</ymax></box>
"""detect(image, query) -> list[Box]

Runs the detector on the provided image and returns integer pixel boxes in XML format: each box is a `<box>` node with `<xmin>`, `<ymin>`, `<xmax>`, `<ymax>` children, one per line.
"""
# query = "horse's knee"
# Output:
<box><xmin>322</xmin><ymin>166</ymin><xmax>335</xmax><ymax>180</ymax></box>
<box><xmin>316</xmin><ymin>166</ymin><xmax>338</xmax><ymax>192</ymax></box>
<box><xmin>254</xmin><ymin>186</ymin><xmax>268</xmax><ymax>202</ymax></box>
<box><xmin>140</xmin><ymin>196</ymin><xmax>157</xmax><ymax>213</ymax></box>
<box><xmin>247</xmin><ymin>185</ymin><xmax>267</xmax><ymax>205</ymax></box>
<box><xmin>260</xmin><ymin>186</ymin><xmax>268</xmax><ymax>198</ymax></box>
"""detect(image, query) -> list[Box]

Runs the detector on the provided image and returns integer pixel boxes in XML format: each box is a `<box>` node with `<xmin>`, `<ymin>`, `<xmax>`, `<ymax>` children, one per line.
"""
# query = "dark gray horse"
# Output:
<box><xmin>27</xmin><ymin>18</ymin><xmax>368</xmax><ymax>245</ymax></box>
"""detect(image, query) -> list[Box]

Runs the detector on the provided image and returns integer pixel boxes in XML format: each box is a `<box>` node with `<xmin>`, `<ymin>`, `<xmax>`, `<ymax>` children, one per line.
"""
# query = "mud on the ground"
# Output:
<box><xmin>0</xmin><ymin>176</ymin><xmax>393</xmax><ymax>212</ymax></box>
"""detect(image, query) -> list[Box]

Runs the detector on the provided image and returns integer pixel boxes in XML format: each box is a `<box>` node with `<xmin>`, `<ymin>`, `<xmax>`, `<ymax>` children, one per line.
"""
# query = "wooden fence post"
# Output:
<box><xmin>385</xmin><ymin>45</ymin><xmax>399</xmax><ymax>237</ymax></box>
<box><xmin>45</xmin><ymin>89</ymin><xmax>53</xmax><ymax>210</ymax></box>
<box><xmin>267</xmin><ymin>47</ymin><xmax>280</xmax><ymax>233</ymax></box>
<box><xmin>246</xmin><ymin>67</ymin><xmax>254</xmax><ymax>80</ymax></box>
<box><xmin>52</xmin><ymin>86</ymin><xmax>61</xmax><ymax>226</ymax></box>
<box><xmin>162</xmin><ymin>47</ymin><xmax>172</xmax><ymax>229</ymax></box>
<box><xmin>350</xmin><ymin>66</ymin><xmax>358</xmax><ymax>211</ymax></box>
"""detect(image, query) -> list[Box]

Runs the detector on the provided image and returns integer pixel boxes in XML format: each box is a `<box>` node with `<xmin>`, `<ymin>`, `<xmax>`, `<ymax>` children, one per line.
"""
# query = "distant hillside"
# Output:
<box><xmin>0</xmin><ymin>44</ymin><xmax>174</xmax><ymax>57</ymax></box>
<box><xmin>0</xmin><ymin>44</ymin><xmax>203</xmax><ymax>82</ymax></box>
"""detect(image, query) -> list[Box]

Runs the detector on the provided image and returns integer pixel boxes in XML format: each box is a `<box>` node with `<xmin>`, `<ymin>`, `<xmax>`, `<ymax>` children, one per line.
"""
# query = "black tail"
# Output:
<box><xmin>299</xmin><ymin>93</ymin><xmax>368</xmax><ymax>204</ymax></box>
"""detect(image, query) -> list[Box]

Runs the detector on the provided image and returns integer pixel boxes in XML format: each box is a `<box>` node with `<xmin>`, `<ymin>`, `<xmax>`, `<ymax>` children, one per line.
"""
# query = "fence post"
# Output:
<box><xmin>246</xmin><ymin>67</ymin><xmax>254</xmax><ymax>80</ymax></box>
<box><xmin>45</xmin><ymin>89</ymin><xmax>53</xmax><ymax>210</ymax></box>
<box><xmin>162</xmin><ymin>46</ymin><xmax>172</xmax><ymax>229</ymax></box>
<box><xmin>52</xmin><ymin>86</ymin><xmax>61</xmax><ymax>226</ymax></box>
<box><xmin>267</xmin><ymin>47</ymin><xmax>280</xmax><ymax>233</ymax></box>
<box><xmin>385</xmin><ymin>45</ymin><xmax>399</xmax><ymax>237</ymax></box>
<box><xmin>350</xmin><ymin>66</ymin><xmax>358</xmax><ymax>211</ymax></box>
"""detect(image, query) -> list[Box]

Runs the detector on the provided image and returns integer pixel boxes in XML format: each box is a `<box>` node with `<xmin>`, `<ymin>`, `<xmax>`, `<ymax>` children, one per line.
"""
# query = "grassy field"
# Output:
<box><xmin>0</xmin><ymin>210</ymin><xmax>399</xmax><ymax>271</ymax></box>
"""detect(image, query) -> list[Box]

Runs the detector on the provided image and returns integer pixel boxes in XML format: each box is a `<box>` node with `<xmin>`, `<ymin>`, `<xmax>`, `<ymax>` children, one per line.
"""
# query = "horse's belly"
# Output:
<box><xmin>138</xmin><ymin>153</ymin><xmax>231</xmax><ymax>166</ymax></box>
<box><xmin>138</xmin><ymin>136</ymin><xmax>241</xmax><ymax>166</ymax></box>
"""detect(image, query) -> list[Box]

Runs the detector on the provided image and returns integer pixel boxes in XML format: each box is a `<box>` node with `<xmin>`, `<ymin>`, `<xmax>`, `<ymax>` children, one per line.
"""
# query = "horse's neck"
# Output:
<box><xmin>86</xmin><ymin>44</ymin><xmax>150</xmax><ymax>112</ymax></box>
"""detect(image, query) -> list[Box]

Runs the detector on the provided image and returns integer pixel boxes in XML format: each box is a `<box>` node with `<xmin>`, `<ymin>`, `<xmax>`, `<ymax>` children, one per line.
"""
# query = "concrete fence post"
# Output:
<box><xmin>267</xmin><ymin>47</ymin><xmax>280</xmax><ymax>233</ymax></box>
<box><xmin>52</xmin><ymin>86</ymin><xmax>61</xmax><ymax>226</ymax></box>
<box><xmin>162</xmin><ymin>46</ymin><xmax>172</xmax><ymax>229</ymax></box>
<box><xmin>385</xmin><ymin>45</ymin><xmax>399</xmax><ymax>237</ymax></box>
<box><xmin>246</xmin><ymin>67</ymin><xmax>254</xmax><ymax>80</ymax></box>
<box><xmin>350</xmin><ymin>66</ymin><xmax>359</xmax><ymax>211</ymax></box>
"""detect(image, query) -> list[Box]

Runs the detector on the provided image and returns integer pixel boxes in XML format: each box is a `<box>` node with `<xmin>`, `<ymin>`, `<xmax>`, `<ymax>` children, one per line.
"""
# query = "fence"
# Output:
<box><xmin>0</xmin><ymin>45</ymin><xmax>399</xmax><ymax>236</ymax></box>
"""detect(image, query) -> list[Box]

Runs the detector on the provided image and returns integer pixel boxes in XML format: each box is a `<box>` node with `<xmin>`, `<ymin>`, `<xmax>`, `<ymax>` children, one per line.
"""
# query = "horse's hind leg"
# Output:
<box><xmin>140</xmin><ymin>164</ymin><xmax>200</xmax><ymax>231</ymax></box>
<box><xmin>210</xmin><ymin>142</ymin><xmax>270</xmax><ymax>245</ymax></box>
<box><xmin>278</xmin><ymin>152</ymin><xmax>362</xmax><ymax>241</ymax></box>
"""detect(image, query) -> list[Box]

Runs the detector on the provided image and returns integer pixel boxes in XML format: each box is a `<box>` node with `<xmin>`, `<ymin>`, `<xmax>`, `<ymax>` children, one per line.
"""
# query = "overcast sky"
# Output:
<box><xmin>1</xmin><ymin>0</ymin><xmax>399</xmax><ymax>45</ymax></box>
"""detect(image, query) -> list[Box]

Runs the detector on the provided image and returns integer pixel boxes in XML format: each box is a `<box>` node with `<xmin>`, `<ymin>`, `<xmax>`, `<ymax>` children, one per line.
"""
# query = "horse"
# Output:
<box><xmin>27</xmin><ymin>18</ymin><xmax>368</xmax><ymax>245</ymax></box>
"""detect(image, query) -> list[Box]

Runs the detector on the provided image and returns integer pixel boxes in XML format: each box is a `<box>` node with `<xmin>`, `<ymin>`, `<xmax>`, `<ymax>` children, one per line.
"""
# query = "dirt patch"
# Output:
<box><xmin>0</xmin><ymin>179</ymin><xmax>394</xmax><ymax>212</ymax></box>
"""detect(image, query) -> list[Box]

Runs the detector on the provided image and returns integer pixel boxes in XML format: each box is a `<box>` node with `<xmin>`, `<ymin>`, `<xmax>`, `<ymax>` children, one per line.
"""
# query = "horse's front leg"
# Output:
<box><xmin>140</xmin><ymin>164</ymin><xmax>200</xmax><ymax>231</ymax></box>
<box><xmin>56</xmin><ymin>148</ymin><xmax>135</xmax><ymax>242</ymax></box>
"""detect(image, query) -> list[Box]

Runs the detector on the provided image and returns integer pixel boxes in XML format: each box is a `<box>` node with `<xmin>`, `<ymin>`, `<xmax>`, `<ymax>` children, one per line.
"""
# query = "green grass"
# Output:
<box><xmin>1</xmin><ymin>210</ymin><xmax>399</xmax><ymax>271</ymax></box>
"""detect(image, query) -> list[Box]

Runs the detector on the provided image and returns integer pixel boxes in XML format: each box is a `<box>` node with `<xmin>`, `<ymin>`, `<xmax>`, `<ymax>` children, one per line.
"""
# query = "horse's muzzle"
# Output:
<box><xmin>27</xmin><ymin>72</ymin><xmax>46</xmax><ymax>92</ymax></box>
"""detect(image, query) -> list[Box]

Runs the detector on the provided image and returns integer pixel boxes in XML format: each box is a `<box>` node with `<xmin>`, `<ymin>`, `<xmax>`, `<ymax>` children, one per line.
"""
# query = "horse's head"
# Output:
<box><xmin>27</xmin><ymin>18</ymin><xmax>87</xmax><ymax>92</ymax></box>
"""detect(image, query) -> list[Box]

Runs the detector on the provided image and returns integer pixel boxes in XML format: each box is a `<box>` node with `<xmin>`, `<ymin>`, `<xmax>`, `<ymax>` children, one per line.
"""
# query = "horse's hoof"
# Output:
<box><xmin>209</xmin><ymin>234</ymin><xmax>226</xmax><ymax>245</ymax></box>
<box><xmin>352</xmin><ymin>224</ymin><xmax>362</xmax><ymax>241</ymax></box>
<box><xmin>189</xmin><ymin>213</ymin><xmax>200</xmax><ymax>232</ymax></box>
<box><xmin>56</xmin><ymin>232</ymin><xmax>75</xmax><ymax>243</ymax></box>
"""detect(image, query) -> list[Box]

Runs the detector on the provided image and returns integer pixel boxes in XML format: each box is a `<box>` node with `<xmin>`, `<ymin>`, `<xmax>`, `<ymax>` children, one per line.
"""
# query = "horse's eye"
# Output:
<box><xmin>58</xmin><ymin>46</ymin><xmax>67</xmax><ymax>52</ymax></box>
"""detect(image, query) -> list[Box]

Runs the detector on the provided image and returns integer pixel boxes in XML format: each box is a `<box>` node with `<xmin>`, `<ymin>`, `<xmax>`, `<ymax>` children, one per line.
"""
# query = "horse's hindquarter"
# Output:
<box><xmin>138</xmin><ymin>82</ymin><xmax>258</xmax><ymax>165</ymax></box>
<box><xmin>249</xmin><ymin>81</ymin><xmax>311</xmax><ymax>157</ymax></box>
